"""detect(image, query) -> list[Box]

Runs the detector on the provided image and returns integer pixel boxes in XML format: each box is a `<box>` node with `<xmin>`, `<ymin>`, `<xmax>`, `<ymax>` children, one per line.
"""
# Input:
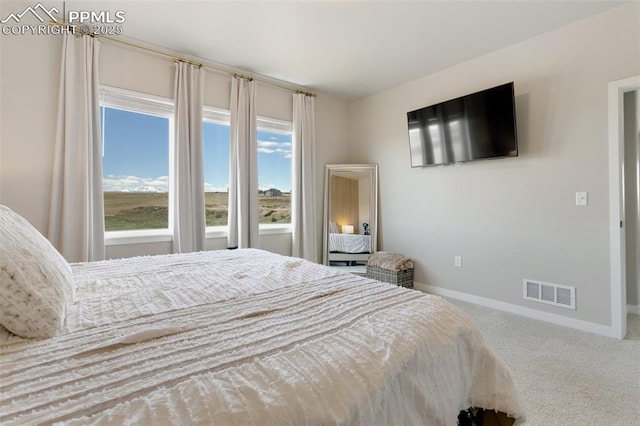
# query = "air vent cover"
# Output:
<box><xmin>522</xmin><ymin>279</ymin><xmax>576</xmax><ymax>309</ymax></box>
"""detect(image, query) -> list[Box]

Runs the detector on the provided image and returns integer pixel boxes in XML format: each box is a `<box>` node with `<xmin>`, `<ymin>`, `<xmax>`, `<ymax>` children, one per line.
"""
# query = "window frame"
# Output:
<box><xmin>202</xmin><ymin>106</ymin><xmax>231</xmax><ymax>236</ymax></box>
<box><xmin>102</xmin><ymin>90</ymin><xmax>294</xmax><ymax>247</ymax></box>
<box><xmin>256</xmin><ymin>115</ymin><xmax>294</xmax><ymax>232</ymax></box>
<box><xmin>203</xmin><ymin>111</ymin><xmax>294</xmax><ymax>236</ymax></box>
<box><xmin>100</xmin><ymin>85</ymin><xmax>174</xmax><ymax>245</ymax></box>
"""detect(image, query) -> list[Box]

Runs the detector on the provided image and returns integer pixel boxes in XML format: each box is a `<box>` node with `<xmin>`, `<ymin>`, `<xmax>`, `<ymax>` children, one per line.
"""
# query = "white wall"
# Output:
<box><xmin>314</xmin><ymin>95</ymin><xmax>350</xmax><ymax>259</ymax></box>
<box><xmin>0</xmin><ymin>8</ymin><xmax>61</xmax><ymax>232</ymax></box>
<box><xmin>347</xmin><ymin>3</ymin><xmax>640</xmax><ymax>327</ymax></box>
<box><xmin>0</xmin><ymin>5</ymin><xmax>349</xmax><ymax>260</ymax></box>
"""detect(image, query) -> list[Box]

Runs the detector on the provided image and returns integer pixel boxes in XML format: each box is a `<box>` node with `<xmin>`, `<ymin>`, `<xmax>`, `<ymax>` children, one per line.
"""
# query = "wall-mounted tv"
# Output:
<box><xmin>407</xmin><ymin>82</ymin><xmax>518</xmax><ymax>167</ymax></box>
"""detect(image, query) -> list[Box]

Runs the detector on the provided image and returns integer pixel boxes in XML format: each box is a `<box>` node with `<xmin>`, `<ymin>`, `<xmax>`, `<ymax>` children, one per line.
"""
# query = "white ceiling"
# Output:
<box><xmin>71</xmin><ymin>0</ymin><xmax>624</xmax><ymax>100</ymax></box>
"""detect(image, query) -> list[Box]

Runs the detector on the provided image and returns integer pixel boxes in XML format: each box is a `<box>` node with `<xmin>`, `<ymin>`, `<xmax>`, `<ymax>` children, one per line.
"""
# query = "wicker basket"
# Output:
<box><xmin>366</xmin><ymin>265</ymin><xmax>414</xmax><ymax>288</ymax></box>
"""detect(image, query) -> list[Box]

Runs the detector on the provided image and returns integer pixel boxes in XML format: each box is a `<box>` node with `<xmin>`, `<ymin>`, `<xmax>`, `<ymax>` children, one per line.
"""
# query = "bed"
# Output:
<box><xmin>0</xmin><ymin>205</ymin><xmax>525</xmax><ymax>425</ymax></box>
<box><xmin>328</xmin><ymin>232</ymin><xmax>372</xmax><ymax>263</ymax></box>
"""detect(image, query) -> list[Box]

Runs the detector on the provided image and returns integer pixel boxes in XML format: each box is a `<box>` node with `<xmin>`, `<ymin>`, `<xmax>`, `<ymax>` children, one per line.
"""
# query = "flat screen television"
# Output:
<box><xmin>407</xmin><ymin>82</ymin><xmax>518</xmax><ymax>167</ymax></box>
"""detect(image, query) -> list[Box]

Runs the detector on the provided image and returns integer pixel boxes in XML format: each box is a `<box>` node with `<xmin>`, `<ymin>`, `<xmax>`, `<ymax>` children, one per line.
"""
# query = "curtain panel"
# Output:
<box><xmin>227</xmin><ymin>77</ymin><xmax>259</xmax><ymax>249</ymax></box>
<box><xmin>48</xmin><ymin>34</ymin><xmax>104</xmax><ymax>263</ymax></box>
<box><xmin>172</xmin><ymin>62</ymin><xmax>205</xmax><ymax>253</ymax></box>
<box><xmin>291</xmin><ymin>94</ymin><xmax>318</xmax><ymax>262</ymax></box>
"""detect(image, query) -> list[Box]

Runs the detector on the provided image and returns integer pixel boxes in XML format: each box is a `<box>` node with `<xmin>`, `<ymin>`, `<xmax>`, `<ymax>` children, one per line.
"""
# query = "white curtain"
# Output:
<box><xmin>291</xmin><ymin>94</ymin><xmax>318</xmax><ymax>262</ymax></box>
<box><xmin>172</xmin><ymin>62</ymin><xmax>205</xmax><ymax>253</ymax></box>
<box><xmin>48</xmin><ymin>34</ymin><xmax>104</xmax><ymax>263</ymax></box>
<box><xmin>228</xmin><ymin>77</ymin><xmax>259</xmax><ymax>249</ymax></box>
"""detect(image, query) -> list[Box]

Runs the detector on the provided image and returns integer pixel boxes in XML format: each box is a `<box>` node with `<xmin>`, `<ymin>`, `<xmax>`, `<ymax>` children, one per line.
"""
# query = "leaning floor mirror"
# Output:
<box><xmin>322</xmin><ymin>164</ymin><xmax>378</xmax><ymax>274</ymax></box>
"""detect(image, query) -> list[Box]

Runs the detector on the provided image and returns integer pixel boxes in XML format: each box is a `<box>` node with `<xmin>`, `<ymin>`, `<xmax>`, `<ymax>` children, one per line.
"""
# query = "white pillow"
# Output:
<box><xmin>329</xmin><ymin>222</ymin><xmax>339</xmax><ymax>234</ymax></box>
<box><xmin>0</xmin><ymin>205</ymin><xmax>75</xmax><ymax>338</ymax></box>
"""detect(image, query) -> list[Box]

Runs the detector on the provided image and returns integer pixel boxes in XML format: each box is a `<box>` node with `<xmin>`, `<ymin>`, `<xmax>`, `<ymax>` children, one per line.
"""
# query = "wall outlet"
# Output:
<box><xmin>576</xmin><ymin>191</ymin><xmax>588</xmax><ymax>206</ymax></box>
<box><xmin>454</xmin><ymin>256</ymin><xmax>462</xmax><ymax>268</ymax></box>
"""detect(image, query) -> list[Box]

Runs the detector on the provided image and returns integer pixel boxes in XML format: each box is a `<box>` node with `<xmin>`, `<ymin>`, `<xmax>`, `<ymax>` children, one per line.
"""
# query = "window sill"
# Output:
<box><xmin>207</xmin><ymin>224</ymin><xmax>293</xmax><ymax>237</ymax></box>
<box><xmin>259</xmin><ymin>224</ymin><xmax>293</xmax><ymax>235</ymax></box>
<box><xmin>106</xmin><ymin>224</ymin><xmax>293</xmax><ymax>246</ymax></box>
<box><xmin>206</xmin><ymin>226</ymin><xmax>227</xmax><ymax>239</ymax></box>
<box><xmin>105</xmin><ymin>229</ymin><xmax>173</xmax><ymax>246</ymax></box>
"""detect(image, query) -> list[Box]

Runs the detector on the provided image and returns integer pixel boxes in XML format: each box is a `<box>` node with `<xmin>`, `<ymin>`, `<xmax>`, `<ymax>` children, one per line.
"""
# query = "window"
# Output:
<box><xmin>257</xmin><ymin>118</ymin><xmax>292</xmax><ymax>225</ymax></box>
<box><xmin>101</xmin><ymin>88</ymin><xmax>291</xmax><ymax>238</ymax></box>
<box><xmin>100</xmin><ymin>87</ymin><xmax>173</xmax><ymax>232</ymax></box>
<box><xmin>203</xmin><ymin>108</ymin><xmax>230</xmax><ymax>227</ymax></box>
<box><xmin>202</xmin><ymin>112</ymin><xmax>292</xmax><ymax>228</ymax></box>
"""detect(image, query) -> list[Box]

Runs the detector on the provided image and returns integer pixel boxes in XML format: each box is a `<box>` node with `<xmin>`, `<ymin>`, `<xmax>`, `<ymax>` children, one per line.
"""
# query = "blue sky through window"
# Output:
<box><xmin>101</xmin><ymin>106</ymin><xmax>292</xmax><ymax>193</ymax></box>
<box><xmin>102</xmin><ymin>107</ymin><xmax>169</xmax><ymax>192</ymax></box>
<box><xmin>257</xmin><ymin>129</ymin><xmax>292</xmax><ymax>192</ymax></box>
<box><xmin>203</xmin><ymin>121</ymin><xmax>229</xmax><ymax>192</ymax></box>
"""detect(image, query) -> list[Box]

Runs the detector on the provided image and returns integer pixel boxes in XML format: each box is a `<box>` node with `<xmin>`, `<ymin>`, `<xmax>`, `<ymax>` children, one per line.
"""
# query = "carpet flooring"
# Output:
<box><xmin>449</xmin><ymin>299</ymin><xmax>640</xmax><ymax>426</ymax></box>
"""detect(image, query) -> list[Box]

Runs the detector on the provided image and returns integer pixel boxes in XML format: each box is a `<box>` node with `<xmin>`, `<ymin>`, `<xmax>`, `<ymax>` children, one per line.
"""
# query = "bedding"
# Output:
<box><xmin>0</xmin><ymin>205</ymin><xmax>75</xmax><ymax>339</ymax></box>
<box><xmin>0</xmin><ymin>248</ymin><xmax>525</xmax><ymax>425</ymax></box>
<box><xmin>328</xmin><ymin>232</ymin><xmax>371</xmax><ymax>254</ymax></box>
<box><xmin>367</xmin><ymin>251</ymin><xmax>414</xmax><ymax>271</ymax></box>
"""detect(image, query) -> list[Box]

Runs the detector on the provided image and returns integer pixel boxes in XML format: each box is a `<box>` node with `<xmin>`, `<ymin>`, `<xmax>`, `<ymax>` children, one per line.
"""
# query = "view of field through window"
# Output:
<box><xmin>101</xmin><ymin>105</ymin><xmax>292</xmax><ymax>232</ymax></box>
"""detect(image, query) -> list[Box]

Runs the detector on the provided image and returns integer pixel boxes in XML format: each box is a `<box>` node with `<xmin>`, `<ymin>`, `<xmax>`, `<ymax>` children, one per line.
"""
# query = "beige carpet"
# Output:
<box><xmin>449</xmin><ymin>299</ymin><xmax>640</xmax><ymax>426</ymax></box>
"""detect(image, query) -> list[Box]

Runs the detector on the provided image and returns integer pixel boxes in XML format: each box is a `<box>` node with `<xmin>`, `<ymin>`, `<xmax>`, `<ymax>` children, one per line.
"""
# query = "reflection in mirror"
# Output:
<box><xmin>323</xmin><ymin>164</ymin><xmax>378</xmax><ymax>274</ymax></box>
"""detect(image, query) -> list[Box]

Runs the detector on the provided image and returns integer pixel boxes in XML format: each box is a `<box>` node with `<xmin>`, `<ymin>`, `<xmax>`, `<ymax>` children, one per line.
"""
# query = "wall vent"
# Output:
<box><xmin>522</xmin><ymin>279</ymin><xmax>576</xmax><ymax>309</ymax></box>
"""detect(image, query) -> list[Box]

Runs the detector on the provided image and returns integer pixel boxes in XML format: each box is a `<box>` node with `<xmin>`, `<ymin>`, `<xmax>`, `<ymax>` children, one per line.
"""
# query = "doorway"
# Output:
<box><xmin>623</xmin><ymin>90</ymin><xmax>639</xmax><ymax>318</ymax></box>
<box><xmin>609</xmin><ymin>76</ymin><xmax>640</xmax><ymax>340</ymax></box>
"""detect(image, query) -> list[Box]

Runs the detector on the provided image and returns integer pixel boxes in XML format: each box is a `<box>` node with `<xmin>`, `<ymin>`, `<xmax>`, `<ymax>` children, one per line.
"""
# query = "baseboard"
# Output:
<box><xmin>414</xmin><ymin>282</ymin><xmax>616</xmax><ymax>338</ymax></box>
<box><xmin>628</xmin><ymin>304</ymin><xmax>640</xmax><ymax>315</ymax></box>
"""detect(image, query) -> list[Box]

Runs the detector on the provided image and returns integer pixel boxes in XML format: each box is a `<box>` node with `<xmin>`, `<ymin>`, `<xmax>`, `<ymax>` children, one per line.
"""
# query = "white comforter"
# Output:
<box><xmin>0</xmin><ymin>249</ymin><xmax>525</xmax><ymax>425</ymax></box>
<box><xmin>329</xmin><ymin>233</ymin><xmax>371</xmax><ymax>253</ymax></box>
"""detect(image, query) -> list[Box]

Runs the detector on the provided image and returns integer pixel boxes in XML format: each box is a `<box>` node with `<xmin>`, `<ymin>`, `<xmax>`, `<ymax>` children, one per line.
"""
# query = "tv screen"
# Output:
<box><xmin>407</xmin><ymin>82</ymin><xmax>518</xmax><ymax>167</ymax></box>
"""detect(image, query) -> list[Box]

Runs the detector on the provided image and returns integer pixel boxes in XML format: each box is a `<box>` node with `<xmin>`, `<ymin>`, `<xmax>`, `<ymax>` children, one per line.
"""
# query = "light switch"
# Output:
<box><xmin>576</xmin><ymin>192</ymin><xmax>588</xmax><ymax>206</ymax></box>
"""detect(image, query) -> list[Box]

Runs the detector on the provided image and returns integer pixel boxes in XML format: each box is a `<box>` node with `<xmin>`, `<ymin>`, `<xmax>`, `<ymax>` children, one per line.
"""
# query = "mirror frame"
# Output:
<box><xmin>322</xmin><ymin>163</ymin><xmax>379</xmax><ymax>266</ymax></box>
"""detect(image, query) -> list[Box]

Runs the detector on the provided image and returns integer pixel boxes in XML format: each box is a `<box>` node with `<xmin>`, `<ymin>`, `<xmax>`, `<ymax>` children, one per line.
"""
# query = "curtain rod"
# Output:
<box><xmin>50</xmin><ymin>22</ymin><xmax>316</xmax><ymax>97</ymax></box>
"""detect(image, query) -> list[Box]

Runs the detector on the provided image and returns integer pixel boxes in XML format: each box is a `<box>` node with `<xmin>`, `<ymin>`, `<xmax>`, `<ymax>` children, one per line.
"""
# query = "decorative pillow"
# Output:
<box><xmin>0</xmin><ymin>205</ymin><xmax>75</xmax><ymax>338</ymax></box>
<box><xmin>329</xmin><ymin>222</ymin><xmax>339</xmax><ymax>234</ymax></box>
